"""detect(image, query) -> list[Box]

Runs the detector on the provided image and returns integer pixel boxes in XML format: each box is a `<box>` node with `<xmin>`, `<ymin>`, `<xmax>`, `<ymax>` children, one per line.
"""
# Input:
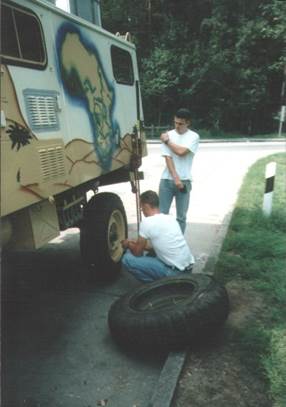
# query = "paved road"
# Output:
<box><xmin>2</xmin><ymin>141</ymin><xmax>284</xmax><ymax>407</ymax></box>
<box><xmin>104</xmin><ymin>141</ymin><xmax>285</xmax><ymax>271</ymax></box>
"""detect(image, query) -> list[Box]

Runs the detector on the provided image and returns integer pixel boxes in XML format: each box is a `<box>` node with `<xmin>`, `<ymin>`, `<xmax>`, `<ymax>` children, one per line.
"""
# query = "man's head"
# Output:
<box><xmin>140</xmin><ymin>190</ymin><xmax>160</xmax><ymax>217</ymax></box>
<box><xmin>174</xmin><ymin>108</ymin><xmax>191</xmax><ymax>134</ymax></box>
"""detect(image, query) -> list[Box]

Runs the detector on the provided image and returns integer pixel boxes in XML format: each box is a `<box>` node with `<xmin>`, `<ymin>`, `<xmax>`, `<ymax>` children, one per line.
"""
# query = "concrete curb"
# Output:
<box><xmin>149</xmin><ymin>352</ymin><xmax>187</xmax><ymax>407</ymax></box>
<box><xmin>203</xmin><ymin>211</ymin><xmax>233</xmax><ymax>276</ymax></box>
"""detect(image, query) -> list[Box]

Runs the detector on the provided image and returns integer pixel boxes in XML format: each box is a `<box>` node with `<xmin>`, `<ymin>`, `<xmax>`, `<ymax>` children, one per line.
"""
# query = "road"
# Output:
<box><xmin>103</xmin><ymin>141</ymin><xmax>285</xmax><ymax>271</ymax></box>
<box><xmin>104</xmin><ymin>141</ymin><xmax>285</xmax><ymax>226</ymax></box>
<box><xmin>1</xmin><ymin>141</ymin><xmax>285</xmax><ymax>407</ymax></box>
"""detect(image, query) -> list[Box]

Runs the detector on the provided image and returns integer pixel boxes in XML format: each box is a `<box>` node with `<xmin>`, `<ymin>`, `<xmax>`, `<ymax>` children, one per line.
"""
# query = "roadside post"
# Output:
<box><xmin>278</xmin><ymin>105</ymin><xmax>285</xmax><ymax>137</ymax></box>
<box><xmin>278</xmin><ymin>64</ymin><xmax>286</xmax><ymax>137</ymax></box>
<box><xmin>262</xmin><ymin>162</ymin><xmax>276</xmax><ymax>216</ymax></box>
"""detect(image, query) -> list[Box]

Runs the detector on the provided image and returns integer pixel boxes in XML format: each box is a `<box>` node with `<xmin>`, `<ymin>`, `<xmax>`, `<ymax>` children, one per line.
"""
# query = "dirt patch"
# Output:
<box><xmin>172</xmin><ymin>281</ymin><xmax>272</xmax><ymax>407</ymax></box>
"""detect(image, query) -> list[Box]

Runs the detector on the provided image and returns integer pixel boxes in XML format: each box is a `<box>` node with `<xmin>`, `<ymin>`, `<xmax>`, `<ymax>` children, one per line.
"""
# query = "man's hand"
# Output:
<box><xmin>174</xmin><ymin>177</ymin><xmax>184</xmax><ymax>191</ymax></box>
<box><xmin>121</xmin><ymin>239</ymin><xmax>136</xmax><ymax>249</ymax></box>
<box><xmin>121</xmin><ymin>239</ymin><xmax>129</xmax><ymax>249</ymax></box>
<box><xmin>164</xmin><ymin>157</ymin><xmax>184</xmax><ymax>190</ymax></box>
<box><xmin>160</xmin><ymin>132</ymin><xmax>169</xmax><ymax>144</ymax></box>
<box><xmin>121</xmin><ymin>237</ymin><xmax>147</xmax><ymax>256</ymax></box>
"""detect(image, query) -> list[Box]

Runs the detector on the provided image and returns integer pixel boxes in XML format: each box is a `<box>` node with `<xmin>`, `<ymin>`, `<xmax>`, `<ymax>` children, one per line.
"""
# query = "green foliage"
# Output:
<box><xmin>263</xmin><ymin>329</ymin><xmax>286</xmax><ymax>407</ymax></box>
<box><xmin>214</xmin><ymin>153</ymin><xmax>286</xmax><ymax>405</ymax></box>
<box><xmin>101</xmin><ymin>0</ymin><xmax>286</xmax><ymax>133</ymax></box>
<box><xmin>230</xmin><ymin>324</ymin><xmax>271</xmax><ymax>376</ymax></box>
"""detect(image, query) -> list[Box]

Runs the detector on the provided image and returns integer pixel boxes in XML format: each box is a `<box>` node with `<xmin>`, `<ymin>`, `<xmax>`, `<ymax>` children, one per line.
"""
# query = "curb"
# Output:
<box><xmin>149</xmin><ymin>352</ymin><xmax>187</xmax><ymax>407</ymax></box>
<box><xmin>203</xmin><ymin>211</ymin><xmax>233</xmax><ymax>276</ymax></box>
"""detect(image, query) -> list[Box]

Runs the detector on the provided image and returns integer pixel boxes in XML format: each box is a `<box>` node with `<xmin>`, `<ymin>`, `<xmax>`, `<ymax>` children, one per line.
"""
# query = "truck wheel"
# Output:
<box><xmin>80</xmin><ymin>192</ymin><xmax>127</xmax><ymax>280</ymax></box>
<box><xmin>108</xmin><ymin>273</ymin><xmax>229</xmax><ymax>350</ymax></box>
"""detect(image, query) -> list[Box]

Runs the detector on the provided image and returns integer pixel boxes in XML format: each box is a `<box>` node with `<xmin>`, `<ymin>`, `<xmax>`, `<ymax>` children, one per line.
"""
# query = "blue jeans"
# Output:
<box><xmin>122</xmin><ymin>250</ymin><xmax>177</xmax><ymax>283</ymax></box>
<box><xmin>159</xmin><ymin>179</ymin><xmax>192</xmax><ymax>233</ymax></box>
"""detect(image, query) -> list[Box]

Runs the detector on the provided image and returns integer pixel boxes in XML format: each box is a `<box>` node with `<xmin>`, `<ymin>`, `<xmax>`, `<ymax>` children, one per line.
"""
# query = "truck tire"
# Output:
<box><xmin>80</xmin><ymin>192</ymin><xmax>127</xmax><ymax>280</ymax></box>
<box><xmin>108</xmin><ymin>273</ymin><xmax>229</xmax><ymax>351</ymax></box>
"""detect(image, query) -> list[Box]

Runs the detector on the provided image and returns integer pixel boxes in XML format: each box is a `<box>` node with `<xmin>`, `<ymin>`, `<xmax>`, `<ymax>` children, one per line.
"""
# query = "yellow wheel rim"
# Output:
<box><xmin>108</xmin><ymin>209</ymin><xmax>126</xmax><ymax>262</ymax></box>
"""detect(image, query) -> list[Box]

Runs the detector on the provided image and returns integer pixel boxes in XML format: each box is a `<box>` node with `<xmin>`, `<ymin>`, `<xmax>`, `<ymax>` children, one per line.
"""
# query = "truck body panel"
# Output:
<box><xmin>1</xmin><ymin>0</ymin><xmax>146</xmax><ymax>250</ymax></box>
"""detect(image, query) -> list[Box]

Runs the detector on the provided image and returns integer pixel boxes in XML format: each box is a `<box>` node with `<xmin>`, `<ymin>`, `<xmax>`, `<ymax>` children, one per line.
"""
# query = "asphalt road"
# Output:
<box><xmin>104</xmin><ymin>140</ymin><xmax>285</xmax><ymax>271</ymax></box>
<box><xmin>1</xmin><ymin>141</ymin><xmax>285</xmax><ymax>407</ymax></box>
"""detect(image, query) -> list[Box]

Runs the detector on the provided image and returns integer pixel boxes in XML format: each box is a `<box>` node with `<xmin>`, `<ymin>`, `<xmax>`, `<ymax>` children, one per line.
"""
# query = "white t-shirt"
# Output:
<box><xmin>139</xmin><ymin>213</ymin><xmax>194</xmax><ymax>270</ymax></box>
<box><xmin>161</xmin><ymin>128</ymin><xmax>199</xmax><ymax>180</ymax></box>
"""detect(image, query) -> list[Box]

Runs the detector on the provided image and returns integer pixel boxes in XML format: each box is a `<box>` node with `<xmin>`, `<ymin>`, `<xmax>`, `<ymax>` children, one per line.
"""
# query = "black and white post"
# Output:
<box><xmin>278</xmin><ymin>64</ymin><xmax>286</xmax><ymax>137</ymax></box>
<box><xmin>263</xmin><ymin>162</ymin><xmax>276</xmax><ymax>216</ymax></box>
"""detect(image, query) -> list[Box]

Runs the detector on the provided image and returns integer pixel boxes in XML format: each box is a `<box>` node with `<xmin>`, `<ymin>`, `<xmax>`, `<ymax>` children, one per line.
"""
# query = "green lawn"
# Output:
<box><xmin>144</xmin><ymin>126</ymin><xmax>286</xmax><ymax>140</ymax></box>
<box><xmin>198</xmin><ymin>129</ymin><xmax>286</xmax><ymax>139</ymax></box>
<box><xmin>214</xmin><ymin>152</ymin><xmax>286</xmax><ymax>407</ymax></box>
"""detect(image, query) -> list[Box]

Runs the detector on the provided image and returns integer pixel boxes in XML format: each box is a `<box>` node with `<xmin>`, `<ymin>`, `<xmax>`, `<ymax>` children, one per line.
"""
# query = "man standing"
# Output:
<box><xmin>121</xmin><ymin>190</ymin><xmax>194</xmax><ymax>283</ymax></box>
<box><xmin>159</xmin><ymin>108</ymin><xmax>199</xmax><ymax>233</ymax></box>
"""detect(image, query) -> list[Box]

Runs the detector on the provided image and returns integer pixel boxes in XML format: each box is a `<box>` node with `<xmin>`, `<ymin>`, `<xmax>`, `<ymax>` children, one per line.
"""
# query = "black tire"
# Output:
<box><xmin>80</xmin><ymin>192</ymin><xmax>127</xmax><ymax>280</ymax></box>
<box><xmin>108</xmin><ymin>273</ymin><xmax>229</xmax><ymax>350</ymax></box>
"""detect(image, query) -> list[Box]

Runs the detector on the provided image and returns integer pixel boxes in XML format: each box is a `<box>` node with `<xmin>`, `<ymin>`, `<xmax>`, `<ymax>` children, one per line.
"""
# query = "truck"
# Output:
<box><xmin>0</xmin><ymin>0</ymin><xmax>146</xmax><ymax>280</ymax></box>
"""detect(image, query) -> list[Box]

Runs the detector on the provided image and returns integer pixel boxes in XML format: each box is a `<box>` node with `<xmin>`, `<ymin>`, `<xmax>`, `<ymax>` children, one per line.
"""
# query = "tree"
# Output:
<box><xmin>101</xmin><ymin>0</ymin><xmax>286</xmax><ymax>133</ymax></box>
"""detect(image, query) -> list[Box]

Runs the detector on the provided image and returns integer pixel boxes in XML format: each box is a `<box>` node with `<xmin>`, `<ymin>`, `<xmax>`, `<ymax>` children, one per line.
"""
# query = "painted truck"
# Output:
<box><xmin>0</xmin><ymin>0</ymin><xmax>146</xmax><ymax>279</ymax></box>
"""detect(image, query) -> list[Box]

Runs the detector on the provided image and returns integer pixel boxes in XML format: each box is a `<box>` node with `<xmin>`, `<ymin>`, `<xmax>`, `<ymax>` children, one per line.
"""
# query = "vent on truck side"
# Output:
<box><xmin>24</xmin><ymin>89</ymin><xmax>60</xmax><ymax>131</ymax></box>
<box><xmin>39</xmin><ymin>145</ymin><xmax>66</xmax><ymax>182</ymax></box>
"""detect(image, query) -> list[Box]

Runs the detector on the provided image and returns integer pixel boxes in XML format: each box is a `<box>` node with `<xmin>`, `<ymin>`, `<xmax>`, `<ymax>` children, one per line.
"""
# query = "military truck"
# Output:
<box><xmin>0</xmin><ymin>0</ymin><xmax>146</xmax><ymax>279</ymax></box>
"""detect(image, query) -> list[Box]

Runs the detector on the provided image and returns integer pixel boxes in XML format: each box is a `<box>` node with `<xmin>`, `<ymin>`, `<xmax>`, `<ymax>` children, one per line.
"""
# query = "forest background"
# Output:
<box><xmin>101</xmin><ymin>0</ymin><xmax>286</xmax><ymax>136</ymax></box>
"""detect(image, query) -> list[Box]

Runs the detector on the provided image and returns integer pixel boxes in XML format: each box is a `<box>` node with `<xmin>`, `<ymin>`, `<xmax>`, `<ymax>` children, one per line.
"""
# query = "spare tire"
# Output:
<box><xmin>108</xmin><ymin>273</ymin><xmax>229</xmax><ymax>351</ymax></box>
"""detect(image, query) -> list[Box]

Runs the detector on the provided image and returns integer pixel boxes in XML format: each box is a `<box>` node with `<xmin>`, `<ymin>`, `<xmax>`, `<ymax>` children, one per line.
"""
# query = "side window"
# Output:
<box><xmin>1</xmin><ymin>3</ymin><xmax>46</xmax><ymax>69</ymax></box>
<box><xmin>1</xmin><ymin>5</ymin><xmax>19</xmax><ymax>58</ymax></box>
<box><xmin>111</xmin><ymin>45</ymin><xmax>134</xmax><ymax>85</ymax></box>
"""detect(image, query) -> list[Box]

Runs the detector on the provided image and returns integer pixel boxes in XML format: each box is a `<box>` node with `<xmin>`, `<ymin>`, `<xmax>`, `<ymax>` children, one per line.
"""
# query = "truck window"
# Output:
<box><xmin>1</xmin><ymin>3</ymin><xmax>46</xmax><ymax>69</ymax></box>
<box><xmin>111</xmin><ymin>45</ymin><xmax>134</xmax><ymax>85</ymax></box>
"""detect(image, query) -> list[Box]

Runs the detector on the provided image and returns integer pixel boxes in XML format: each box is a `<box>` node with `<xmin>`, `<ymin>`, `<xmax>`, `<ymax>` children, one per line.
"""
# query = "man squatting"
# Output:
<box><xmin>121</xmin><ymin>190</ymin><xmax>194</xmax><ymax>283</ymax></box>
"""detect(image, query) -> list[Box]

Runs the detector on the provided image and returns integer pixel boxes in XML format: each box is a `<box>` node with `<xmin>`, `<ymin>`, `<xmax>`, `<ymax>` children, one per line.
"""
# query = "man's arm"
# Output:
<box><xmin>160</xmin><ymin>133</ymin><xmax>190</xmax><ymax>156</ymax></box>
<box><xmin>165</xmin><ymin>156</ymin><xmax>184</xmax><ymax>190</ymax></box>
<box><xmin>121</xmin><ymin>236</ymin><xmax>147</xmax><ymax>256</ymax></box>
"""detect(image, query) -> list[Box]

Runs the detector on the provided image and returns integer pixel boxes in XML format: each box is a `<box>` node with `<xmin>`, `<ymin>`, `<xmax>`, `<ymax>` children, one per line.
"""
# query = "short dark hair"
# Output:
<box><xmin>140</xmin><ymin>190</ymin><xmax>159</xmax><ymax>208</ymax></box>
<box><xmin>175</xmin><ymin>108</ymin><xmax>191</xmax><ymax>121</ymax></box>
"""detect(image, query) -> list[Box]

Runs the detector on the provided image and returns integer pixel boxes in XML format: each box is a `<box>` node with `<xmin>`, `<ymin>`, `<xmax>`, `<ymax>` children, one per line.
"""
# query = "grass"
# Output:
<box><xmin>213</xmin><ymin>152</ymin><xmax>286</xmax><ymax>406</ymax></box>
<box><xmin>198</xmin><ymin>129</ymin><xmax>286</xmax><ymax>139</ymax></box>
<box><xmin>144</xmin><ymin>126</ymin><xmax>286</xmax><ymax>140</ymax></box>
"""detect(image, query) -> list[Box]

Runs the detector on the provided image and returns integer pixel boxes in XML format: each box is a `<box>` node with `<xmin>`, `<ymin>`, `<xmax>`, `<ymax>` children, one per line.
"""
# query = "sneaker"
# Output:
<box><xmin>184</xmin><ymin>264</ymin><xmax>194</xmax><ymax>272</ymax></box>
